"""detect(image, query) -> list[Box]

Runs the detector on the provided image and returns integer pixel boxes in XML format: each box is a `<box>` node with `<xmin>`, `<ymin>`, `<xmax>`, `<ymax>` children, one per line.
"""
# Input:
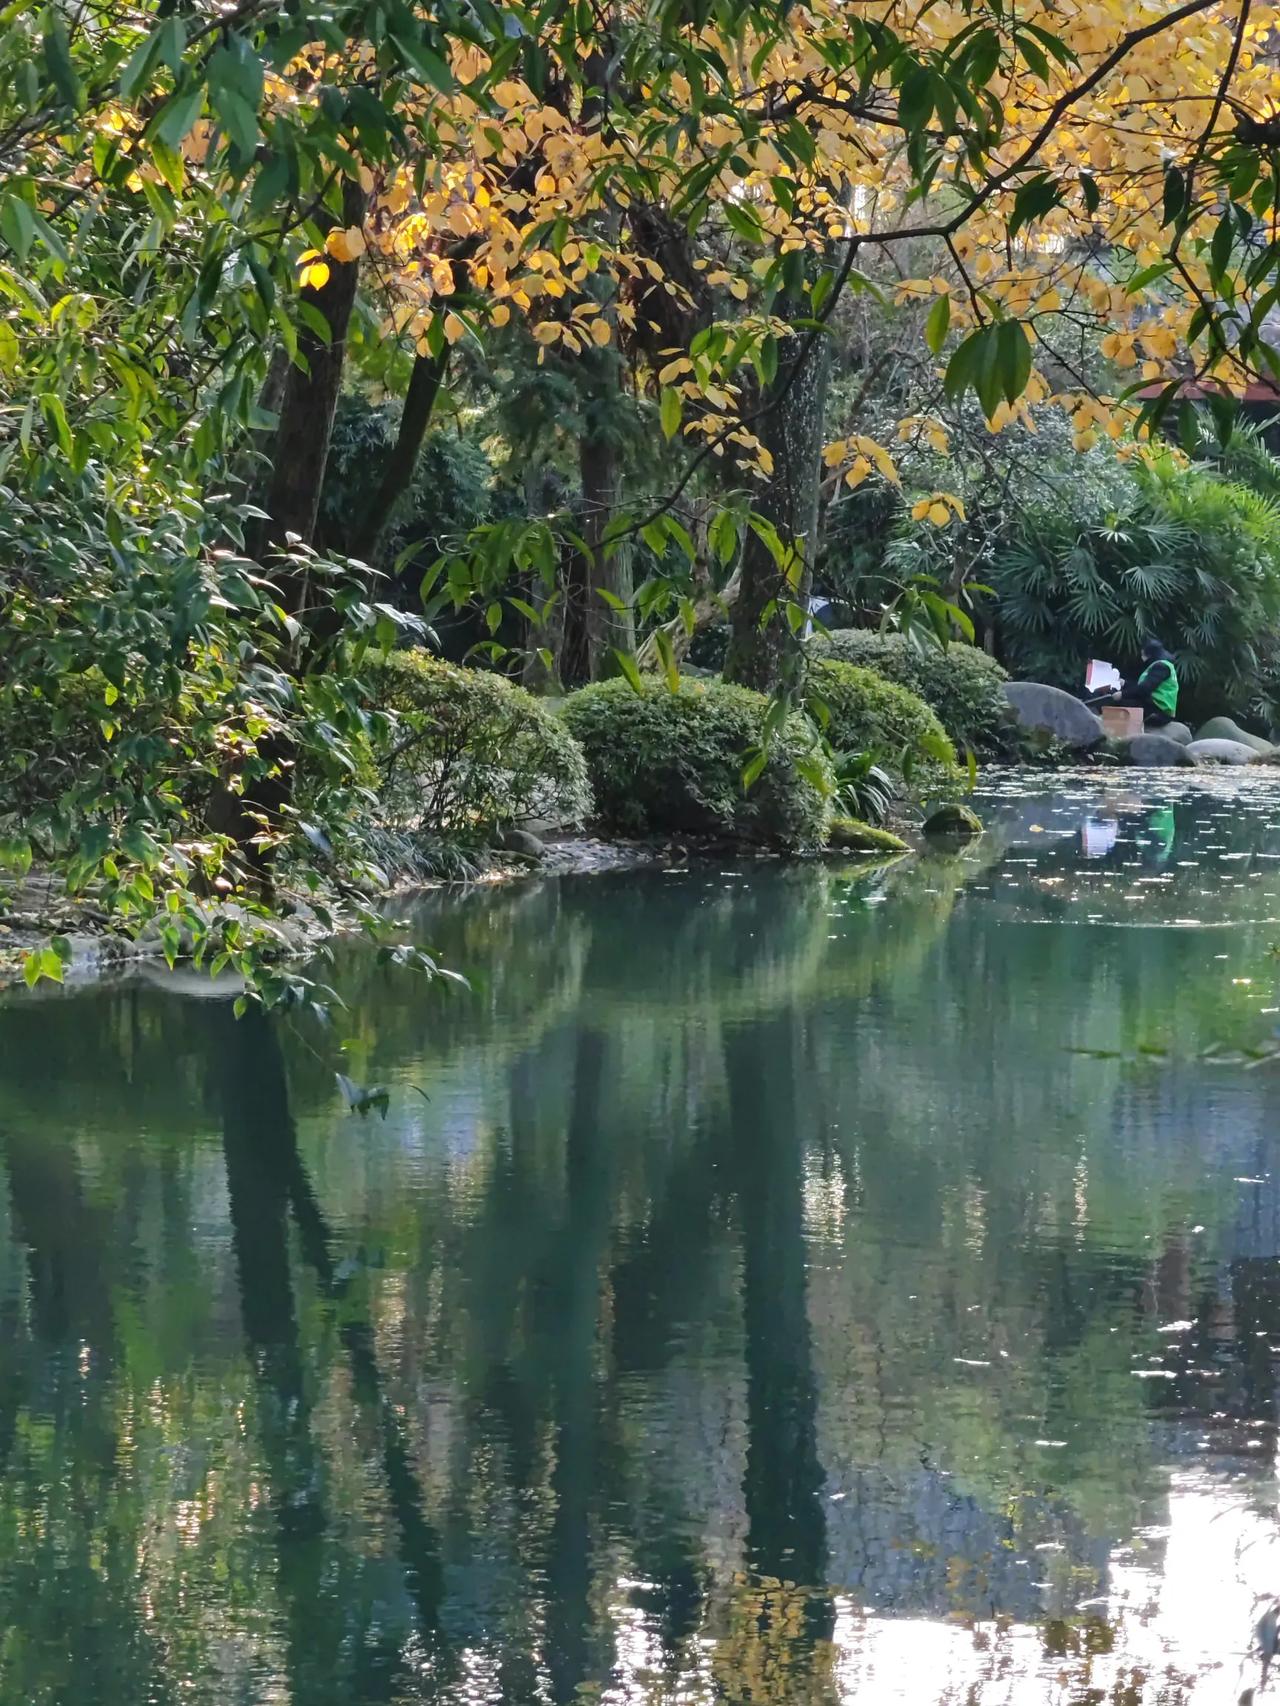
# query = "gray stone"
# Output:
<box><xmin>496</xmin><ymin>826</ymin><xmax>547</xmax><ymax>860</ymax></box>
<box><xmin>1184</xmin><ymin>737</ymin><xmax>1259</xmax><ymax>766</ymax></box>
<box><xmin>1122</xmin><ymin>733</ymin><xmax>1195</xmax><ymax>767</ymax></box>
<box><xmin>1161</xmin><ymin>720</ymin><xmax>1193</xmax><ymax>745</ymax></box>
<box><xmin>1004</xmin><ymin>682</ymin><xmax>1105</xmax><ymax>748</ymax></box>
<box><xmin>1195</xmin><ymin>715</ymin><xmax>1276</xmax><ymax>755</ymax></box>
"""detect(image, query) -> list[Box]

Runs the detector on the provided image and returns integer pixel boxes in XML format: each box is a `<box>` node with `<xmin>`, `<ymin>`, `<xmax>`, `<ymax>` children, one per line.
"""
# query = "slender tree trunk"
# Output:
<box><xmin>724</xmin><ymin>307</ymin><xmax>831</xmax><ymax>693</ymax></box>
<box><xmin>261</xmin><ymin>176</ymin><xmax>367</xmax><ymax>609</ymax></box>
<box><xmin>232</xmin><ymin>178</ymin><xmax>366</xmax><ymax>876</ymax></box>
<box><xmin>350</xmin><ymin>345</ymin><xmax>449</xmax><ymax>563</ymax></box>
<box><xmin>581</xmin><ymin>426</ymin><xmax>634</xmax><ymax>677</ymax></box>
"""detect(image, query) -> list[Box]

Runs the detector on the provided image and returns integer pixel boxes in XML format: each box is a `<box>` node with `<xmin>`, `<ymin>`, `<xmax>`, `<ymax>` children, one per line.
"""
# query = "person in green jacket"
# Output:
<box><xmin>1111</xmin><ymin>636</ymin><xmax>1179</xmax><ymax>728</ymax></box>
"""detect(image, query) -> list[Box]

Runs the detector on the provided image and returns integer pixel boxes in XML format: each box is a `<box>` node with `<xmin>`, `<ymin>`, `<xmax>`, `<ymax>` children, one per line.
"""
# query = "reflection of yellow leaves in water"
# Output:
<box><xmin>710</xmin><ymin>1576</ymin><xmax>839</xmax><ymax>1705</ymax></box>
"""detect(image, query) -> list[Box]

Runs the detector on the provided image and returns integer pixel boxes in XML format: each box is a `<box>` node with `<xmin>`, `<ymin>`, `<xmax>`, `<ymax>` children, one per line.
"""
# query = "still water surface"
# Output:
<box><xmin>7</xmin><ymin>774</ymin><xmax>1280</xmax><ymax>1702</ymax></box>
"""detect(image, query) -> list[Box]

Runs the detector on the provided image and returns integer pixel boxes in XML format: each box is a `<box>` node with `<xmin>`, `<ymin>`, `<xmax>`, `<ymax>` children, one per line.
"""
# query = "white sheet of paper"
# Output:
<box><xmin>1086</xmin><ymin>659</ymin><xmax>1122</xmax><ymax>694</ymax></box>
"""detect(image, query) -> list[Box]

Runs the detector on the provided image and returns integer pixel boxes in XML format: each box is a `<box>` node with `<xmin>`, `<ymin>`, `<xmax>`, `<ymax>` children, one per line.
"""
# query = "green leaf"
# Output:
<box><xmin>40</xmin><ymin>393</ymin><xmax>74</xmax><ymax>457</ymax></box>
<box><xmin>996</xmin><ymin>318</ymin><xmax>1032</xmax><ymax>404</ymax></box>
<box><xmin>119</xmin><ymin>32</ymin><xmax>159</xmax><ymax>102</ymax></box>
<box><xmin>1210</xmin><ymin>210</ymin><xmax>1234</xmax><ymax>285</ymax></box>
<box><xmin>659</xmin><ymin>386</ymin><xmax>682</xmax><ymax>440</ymax></box>
<box><xmin>709</xmin><ymin>507</ymin><xmax>739</xmax><ymax>566</ymax></box>
<box><xmin>654</xmin><ymin>629</ymin><xmax>680</xmax><ymax>692</ymax></box>
<box><xmin>1125</xmin><ymin>260</ymin><xmax>1173</xmax><ymax>296</ymax></box>
<box><xmin>723</xmin><ymin>201</ymin><xmax>765</xmax><ymax>244</ymax></box>
<box><xmin>208</xmin><ymin>39</ymin><xmax>263</xmax><ymax>157</ymax></box>
<box><xmin>0</xmin><ymin>196</ymin><xmax>35</xmax><ymax>263</ymax></box>
<box><xmin>924</xmin><ymin>292</ymin><xmax>950</xmax><ymax>355</ymax></box>
<box><xmin>151</xmin><ymin>82</ymin><xmax>204</xmax><ymax>151</ymax></box>
<box><xmin>0</xmin><ymin>835</ymin><xmax>33</xmax><ymax>876</ymax></box>
<box><xmin>1162</xmin><ymin>164</ymin><xmax>1186</xmax><ymax>228</ymax></box>
<box><xmin>741</xmin><ymin>747</ymin><xmax>768</xmax><ymax>790</ymax></box>
<box><xmin>388</xmin><ymin>26</ymin><xmax>456</xmax><ymax>91</ymax></box>
<box><xmin>42</xmin><ymin>8</ymin><xmax>82</xmax><ymax>109</ymax></box>
<box><xmin>612</xmin><ymin>648</ymin><xmax>644</xmax><ymax>693</ymax></box>
<box><xmin>1008</xmin><ymin>173</ymin><xmax>1063</xmax><ymax>237</ymax></box>
<box><xmin>897</xmin><ymin>65</ymin><xmax>934</xmax><ymax>132</ymax></box>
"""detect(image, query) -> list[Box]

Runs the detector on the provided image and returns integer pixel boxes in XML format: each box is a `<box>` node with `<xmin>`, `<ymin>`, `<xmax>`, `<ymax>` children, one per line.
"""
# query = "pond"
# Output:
<box><xmin>7</xmin><ymin>772</ymin><xmax>1280</xmax><ymax>1704</ymax></box>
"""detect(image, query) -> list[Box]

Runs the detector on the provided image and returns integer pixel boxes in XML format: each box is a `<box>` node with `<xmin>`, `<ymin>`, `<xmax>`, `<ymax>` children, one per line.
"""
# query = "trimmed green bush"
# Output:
<box><xmin>813</xmin><ymin>629</ymin><xmax>1010</xmax><ymax>753</ymax></box>
<box><xmin>560</xmin><ymin>677</ymin><xmax>833</xmax><ymax>852</ymax></box>
<box><xmin>365</xmin><ymin>651</ymin><xmax>591</xmax><ymax>836</ymax></box>
<box><xmin>806</xmin><ymin>659</ymin><xmax>956</xmax><ymax>784</ymax></box>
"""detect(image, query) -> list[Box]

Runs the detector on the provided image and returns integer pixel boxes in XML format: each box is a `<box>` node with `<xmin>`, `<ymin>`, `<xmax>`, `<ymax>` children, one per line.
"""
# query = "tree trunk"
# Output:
<box><xmin>580</xmin><ymin>426</ymin><xmax>634</xmax><ymax>677</ymax></box>
<box><xmin>261</xmin><ymin>176</ymin><xmax>367</xmax><ymax>610</ymax></box>
<box><xmin>724</xmin><ymin>308</ymin><xmax>831</xmax><ymax>693</ymax></box>
<box><xmin>232</xmin><ymin>178</ymin><xmax>365</xmax><ymax>878</ymax></box>
<box><xmin>350</xmin><ymin>344</ymin><xmax>449</xmax><ymax>564</ymax></box>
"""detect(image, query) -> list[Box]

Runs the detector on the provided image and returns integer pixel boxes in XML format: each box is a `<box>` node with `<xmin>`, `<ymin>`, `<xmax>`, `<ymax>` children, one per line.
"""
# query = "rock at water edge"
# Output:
<box><xmin>1004</xmin><ymin>682</ymin><xmax>1105</xmax><ymax>748</ymax></box>
<box><xmin>1183</xmin><ymin>738</ymin><xmax>1259</xmax><ymax>766</ymax></box>
<box><xmin>1195</xmin><ymin>715</ymin><xmax>1276</xmax><ymax>755</ymax></box>
<box><xmin>923</xmin><ymin>803</ymin><xmax>983</xmax><ymax>840</ymax></box>
<box><xmin>1121</xmin><ymin>733</ymin><xmax>1195</xmax><ymax>767</ymax></box>
<box><xmin>496</xmin><ymin>826</ymin><xmax>547</xmax><ymax>859</ymax></box>
<box><xmin>828</xmin><ymin>817</ymin><xmax>909</xmax><ymax>854</ymax></box>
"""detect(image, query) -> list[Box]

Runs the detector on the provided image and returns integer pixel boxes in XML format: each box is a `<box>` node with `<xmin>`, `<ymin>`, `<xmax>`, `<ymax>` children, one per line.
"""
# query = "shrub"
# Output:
<box><xmin>813</xmin><ymin>629</ymin><xmax>1010</xmax><ymax>753</ymax></box>
<box><xmin>560</xmin><ymin>677</ymin><xmax>833</xmax><ymax>852</ymax></box>
<box><xmin>805</xmin><ymin>659</ymin><xmax>956</xmax><ymax>786</ymax></box>
<box><xmin>365</xmin><ymin>651</ymin><xmax>592</xmax><ymax>837</ymax></box>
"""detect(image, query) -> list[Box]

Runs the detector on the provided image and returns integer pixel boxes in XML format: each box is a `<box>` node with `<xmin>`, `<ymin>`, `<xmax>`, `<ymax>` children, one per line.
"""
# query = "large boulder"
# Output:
<box><xmin>1195</xmin><ymin>715</ymin><xmax>1275</xmax><ymax>756</ymax></box>
<box><xmin>1122</xmin><ymin>733</ymin><xmax>1195</xmax><ymax>767</ymax></box>
<box><xmin>1161</xmin><ymin>720</ymin><xmax>1194</xmax><ymax>745</ymax></box>
<box><xmin>1184</xmin><ymin>737</ymin><xmax>1259</xmax><ymax>766</ymax></box>
<box><xmin>1004</xmin><ymin>682</ymin><xmax>1105</xmax><ymax>748</ymax></box>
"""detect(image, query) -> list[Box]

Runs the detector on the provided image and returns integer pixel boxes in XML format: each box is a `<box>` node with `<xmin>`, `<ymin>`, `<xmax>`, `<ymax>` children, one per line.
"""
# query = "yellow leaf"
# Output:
<box><xmin>443</xmin><ymin>312</ymin><xmax>467</xmax><ymax>344</ymax></box>
<box><xmin>927</xmin><ymin>503</ymin><xmax>950</xmax><ymax>526</ymax></box>
<box><xmin>491</xmin><ymin>303</ymin><xmax>511</xmax><ymax>327</ymax></box>
<box><xmin>534</xmin><ymin>322</ymin><xmax>561</xmax><ymax>344</ymax></box>
<box><xmin>299</xmin><ymin>260</ymin><xmax>331</xmax><ymax>291</ymax></box>
<box><xmin>911</xmin><ymin>499</ymin><xmax>931</xmax><ymax>522</ymax></box>
<box><xmin>325</xmin><ymin>225</ymin><xmax>367</xmax><ymax>262</ymax></box>
<box><xmin>590</xmin><ymin>318</ymin><xmax>611</xmax><ymax>346</ymax></box>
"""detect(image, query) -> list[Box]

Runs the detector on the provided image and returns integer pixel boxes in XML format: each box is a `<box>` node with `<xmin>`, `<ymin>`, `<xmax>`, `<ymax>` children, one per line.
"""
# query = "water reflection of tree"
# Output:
<box><xmin>7</xmin><ymin>840</ymin><xmax>1280</xmax><ymax>1700</ymax></box>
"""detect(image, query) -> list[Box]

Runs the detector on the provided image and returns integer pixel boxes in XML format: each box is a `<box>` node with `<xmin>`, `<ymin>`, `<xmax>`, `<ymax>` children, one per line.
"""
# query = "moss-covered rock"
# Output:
<box><xmin>922</xmin><ymin>802</ymin><xmax>983</xmax><ymax>840</ymax></box>
<box><xmin>827</xmin><ymin>817</ymin><xmax>909</xmax><ymax>854</ymax></box>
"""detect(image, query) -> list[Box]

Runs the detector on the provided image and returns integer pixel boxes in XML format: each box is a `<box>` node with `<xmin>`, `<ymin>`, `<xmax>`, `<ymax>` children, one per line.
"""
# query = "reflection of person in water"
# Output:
<box><xmin>1146</xmin><ymin>806</ymin><xmax>1176</xmax><ymax>865</ymax></box>
<box><xmin>1080</xmin><ymin>801</ymin><xmax>1176</xmax><ymax>864</ymax></box>
<box><xmin>1081</xmin><ymin>817</ymin><xmax>1118</xmax><ymax>858</ymax></box>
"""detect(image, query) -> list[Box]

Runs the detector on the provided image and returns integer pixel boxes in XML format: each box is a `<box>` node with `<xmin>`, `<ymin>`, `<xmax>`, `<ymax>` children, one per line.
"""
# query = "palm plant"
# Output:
<box><xmin>989</xmin><ymin>449</ymin><xmax>1280</xmax><ymax>727</ymax></box>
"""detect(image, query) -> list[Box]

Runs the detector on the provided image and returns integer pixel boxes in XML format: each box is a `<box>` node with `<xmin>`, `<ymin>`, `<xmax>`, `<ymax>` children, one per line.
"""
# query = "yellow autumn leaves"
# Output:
<box><xmin>911</xmin><ymin>492</ymin><xmax>967</xmax><ymax>527</ymax></box>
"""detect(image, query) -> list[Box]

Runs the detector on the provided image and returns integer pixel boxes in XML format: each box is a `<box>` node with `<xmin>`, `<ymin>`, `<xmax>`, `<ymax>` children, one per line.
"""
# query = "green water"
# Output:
<box><xmin>8</xmin><ymin>773</ymin><xmax>1280</xmax><ymax>1704</ymax></box>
